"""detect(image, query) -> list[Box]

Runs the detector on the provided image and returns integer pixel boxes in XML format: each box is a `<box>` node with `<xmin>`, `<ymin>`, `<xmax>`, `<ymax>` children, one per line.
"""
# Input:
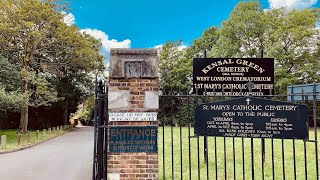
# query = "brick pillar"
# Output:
<box><xmin>108</xmin><ymin>48</ymin><xmax>158</xmax><ymax>180</ymax></box>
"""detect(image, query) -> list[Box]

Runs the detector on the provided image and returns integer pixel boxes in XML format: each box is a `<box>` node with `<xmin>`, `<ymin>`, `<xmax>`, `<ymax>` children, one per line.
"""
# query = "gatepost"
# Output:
<box><xmin>108</xmin><ymin>48</ymin><xmax>159</xmax><ymax>179</ymax></box>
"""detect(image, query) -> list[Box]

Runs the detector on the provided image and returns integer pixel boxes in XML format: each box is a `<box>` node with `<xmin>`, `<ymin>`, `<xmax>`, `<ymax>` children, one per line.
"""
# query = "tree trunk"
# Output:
<box><xmin>19</xmin><ymin>79</ymin><xmax>28</xmax><ymax>134</ymax></box>
<box><xmin>19</xmin><ymin>106</ymin><xmax>28</xmax><ymax>133</ymax></box>
<box><xmin>64</xmin><ymin>99</ymin><xmax>69</xmax><ymax>125</ymax></box>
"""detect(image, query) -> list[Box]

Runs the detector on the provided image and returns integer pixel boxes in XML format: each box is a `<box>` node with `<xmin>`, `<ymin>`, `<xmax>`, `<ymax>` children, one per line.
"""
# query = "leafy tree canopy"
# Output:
<box><xmin>159</xmin><ymin>2</ymin><xmax>320</xmax><ymax>94</ymax></box>
<box><xmin>0</xmin><ymin>0</ymin><xmax>103</xmax><ymax>132</ymax></box>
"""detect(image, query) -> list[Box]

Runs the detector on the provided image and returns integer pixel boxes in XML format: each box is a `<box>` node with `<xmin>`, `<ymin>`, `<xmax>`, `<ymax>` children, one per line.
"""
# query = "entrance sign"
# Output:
<box><xmin>109</xmin><ymin>126</ymin><xmax>158</xmax><ymax>153</ymax></box>
<box><xmin>193</xmin><ymin>58</ymin><xmax>274</xmax><ymax>96</ymax></box>
<box><xmin>194</xmin><ymin>97</ymin><xmax>308</xmax><ymax>139</ymax></box>
<box><xmin>109</xmin><ymin>112</ymin><xmax>157</xmax><ymax>121</ymax></box>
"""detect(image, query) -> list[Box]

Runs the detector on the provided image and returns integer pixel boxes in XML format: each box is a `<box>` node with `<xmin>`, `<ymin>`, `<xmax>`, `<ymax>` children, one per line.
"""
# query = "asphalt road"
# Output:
<box><xmin>0</xmin><ymin>126</ymin><xmax>94</xmax><ymax>180</ymax></box>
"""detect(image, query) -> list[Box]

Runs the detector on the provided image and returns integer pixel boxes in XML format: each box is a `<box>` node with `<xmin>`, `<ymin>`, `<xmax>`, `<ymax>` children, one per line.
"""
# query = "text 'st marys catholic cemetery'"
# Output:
<box><xmin>193</xmin><ymin>58</ymin><xmax>309</xmax><ymax>140</ymax></box>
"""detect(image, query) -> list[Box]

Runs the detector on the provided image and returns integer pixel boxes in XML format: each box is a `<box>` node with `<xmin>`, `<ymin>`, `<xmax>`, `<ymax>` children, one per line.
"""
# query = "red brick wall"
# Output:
<box><xmin>108</xmin><ymin>78</ymin><xmax>159</xmax><ymax>180</ymax></box>
<box><xmin>108</xmin><ymin>153</ymin><xmax>158</xmax><ymax>179</ymax></box>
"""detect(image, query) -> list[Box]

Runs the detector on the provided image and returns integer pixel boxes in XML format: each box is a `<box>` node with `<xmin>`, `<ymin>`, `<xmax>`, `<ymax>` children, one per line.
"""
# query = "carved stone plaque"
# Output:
<box><xmin>110</xmin><ymin>48</ymin><xmax>158</xmax><ymax>78</ymax></box>
<box><xmin>125</xmin><ymin>62</ymin><xmax>142</xmax><ymax>78</ymax></box>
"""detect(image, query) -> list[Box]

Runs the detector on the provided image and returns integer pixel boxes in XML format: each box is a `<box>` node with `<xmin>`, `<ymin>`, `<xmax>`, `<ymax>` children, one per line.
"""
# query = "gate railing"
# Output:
<box><xmin>93</xmin><ymin>83</ymin><xmax>319</xmax><ymax>180</ymax></box>
<box><xmin>93</xmin><ymin>79</ymin><xmax>108</xmax><ymax>180</ymax></box>
<box><xmin>158</xmin><ymin>92</ymin><xmax>319</xmax><ymax>180</ymax></box>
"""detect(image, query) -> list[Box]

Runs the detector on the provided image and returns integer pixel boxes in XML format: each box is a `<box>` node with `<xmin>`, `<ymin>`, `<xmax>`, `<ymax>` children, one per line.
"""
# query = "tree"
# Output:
<box><xmin>48</xmin><ymin>29</ymin><xmax>103</xmax><ymax>125</ymax></box>
<box><xmin>209</xmin><ymin>2</ymin><xmax>320</xmax><ymax>93</ymax></box>
<box><xmin>265</xmin><ymin>8</ymin><xmax>320</xmax><ymax>92</ymax></box>
<box><xmin>73</xmin><ymin>96</ymin><xmax>95</xmax><ymax>123</ymax></box>
<box><xmin>158</xmin><ymin>27</ymin><xmax>220</xmax><ymax>94</ymax></box>
<box><xmin>158</xmin><ymin>2</ymin><xmax>320</xmax><ymax>95</ymax></box>
<box><xmin>158</xmin><ymin>41</ymin><xmax>189</xmax><ymax>94</ymax></box>
<box><xmin>0</xmin><ymin>0</ymin><xmax>103</xmax><ymax>132</ymax></box>
<box><xmin>0</xmin><ymin>56</ymin><xmax>27</xmax><ymax>111</ymax></box>
<box><xmin>185</xmin><ymin>26</ymin><xmax>220</xmax><ymax>59</ymax></box>
<box><xmin>211</xmin><ymin>2</ymin><xmax>267</xmax><ymax>58</ymax></box>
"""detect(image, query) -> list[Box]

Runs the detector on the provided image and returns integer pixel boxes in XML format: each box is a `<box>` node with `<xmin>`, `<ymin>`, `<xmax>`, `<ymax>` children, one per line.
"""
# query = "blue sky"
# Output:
<box><xmin>62</xmin><ymin>0</ymin><xmax>320</xmax><ymax>61</ymax></box>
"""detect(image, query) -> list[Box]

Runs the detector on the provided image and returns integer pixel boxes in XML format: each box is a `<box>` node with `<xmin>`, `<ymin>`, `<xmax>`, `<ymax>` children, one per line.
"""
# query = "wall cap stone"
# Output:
<box><xmin>110</xmin><ymin>48</ymin><xmax>158</xmax><ymax>78</ymax></box>
<box><xmin>110</xmin><ymin>48</ymin><xmax>157</xmax><ymax>55</ymax></box>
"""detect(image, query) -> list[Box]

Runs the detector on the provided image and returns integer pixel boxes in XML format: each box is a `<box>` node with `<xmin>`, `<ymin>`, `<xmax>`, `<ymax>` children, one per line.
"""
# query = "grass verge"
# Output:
<box><xmin>158</xmin><ymin>127</ymin><xmax>319</xmax><ymax>180</ymax></box>
<box><xmin>0</xmin><ymin>127</ymin><xmax>72</xmax><ymax>152</ymax></box>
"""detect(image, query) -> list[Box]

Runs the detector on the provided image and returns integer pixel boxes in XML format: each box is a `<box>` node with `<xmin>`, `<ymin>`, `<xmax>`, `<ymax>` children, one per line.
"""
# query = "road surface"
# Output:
<box><xmin>0</xmin><ymin>126</ymin><xmax>94</xmax><ymax>180</ymax></box>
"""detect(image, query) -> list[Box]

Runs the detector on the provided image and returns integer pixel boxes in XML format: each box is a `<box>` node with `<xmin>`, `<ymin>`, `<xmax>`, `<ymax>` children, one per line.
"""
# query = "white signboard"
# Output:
<box><xmin>109</xmin><ymin>112</ymin><xmax>157</xmax><ymax>121</ymax></box>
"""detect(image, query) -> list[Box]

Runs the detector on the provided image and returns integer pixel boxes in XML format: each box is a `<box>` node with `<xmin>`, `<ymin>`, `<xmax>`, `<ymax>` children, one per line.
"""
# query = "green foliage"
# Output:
<box><xmin>185</xmin><ymin>26</ymin><xmax>220</xmax><ymax>59</ymax></box>
<box><xmin>210</xmin><ymin>2</ymin><xmax>320</xmax><ymax>93</ymax></box>
<box><xmin>158</xmin><ymin>41</ymin><xmax>190</xmax><ymax>94</ymax></box>
<box><xmin>0</xmin><ymin>56</ymin><xmax>21</xmax><ymax>91</ymax></box>
<box><xmin>159</xmin><ymin>2</ymin><xmax>320</xmax><ymax>95</ymax></box>
<box><xmin>159</xmin><ymin>97</ymin><xmax>195</xmax><ymax>126</ymax></box>
<box><xmin>30</xmin><ymin>74</ymin><xmax>60</xmax><ymax>107</ymax></box>
<box><xmin>74</xmin><ymin>96</ymin><xmax>94</xmax><ymax>121</ymax></box>
<box><xmin>0</xmin><ymin>87</ymin><xmax>27</xmax><ymax>111</ymax></box>
<box><xmin>0</xmin><ymin>0</ymin><xmax>103</xmax><ymax>130</ymax></box>
<box><xmin>264</xmin><ymin>8</ymin><xmax>320</xmax><ymax>92</ymax></box>
<box><xmin>158</xmin><ymin>28</ymin><xmax>220</xmax><ymax>95</ymax></box>
<box><xmin>212</xmin><ymin>2</ymin><xmax>267</xmax><ymax>57</ymax></box>
<box><xmin>0</xmin><ymin>56</ymin><xmax>27</xmax><ymax>111</ymax></box>
<box><xmin>0</xmin><ymin>0</ymin><xmax>103</xmax><ymax>103</ymax></box>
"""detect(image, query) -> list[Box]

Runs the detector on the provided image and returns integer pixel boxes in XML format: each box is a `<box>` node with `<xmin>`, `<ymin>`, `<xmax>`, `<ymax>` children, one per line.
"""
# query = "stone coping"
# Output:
<box><xmin>110</xmin><ymin>48</ymin><xmax>157</xmax><ymax>55</ymax></box>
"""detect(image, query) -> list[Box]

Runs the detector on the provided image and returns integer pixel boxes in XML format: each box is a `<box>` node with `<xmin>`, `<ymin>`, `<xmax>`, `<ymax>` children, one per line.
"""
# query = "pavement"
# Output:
<box><xmin>0</xmin><ymin>126</ymin><xmax>94</xmax><ymax>180</ymax></box>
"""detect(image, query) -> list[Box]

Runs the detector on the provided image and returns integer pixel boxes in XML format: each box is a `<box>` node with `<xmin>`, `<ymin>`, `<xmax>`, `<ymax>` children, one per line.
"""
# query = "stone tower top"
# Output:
<box><xmin>109</xmin><ymin>48</ymin><xmax>158</xmax><ymax>78</ymax></box>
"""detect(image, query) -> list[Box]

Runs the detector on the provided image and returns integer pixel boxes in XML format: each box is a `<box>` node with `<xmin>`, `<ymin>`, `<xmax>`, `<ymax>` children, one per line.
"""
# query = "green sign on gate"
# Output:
<box><xmin>109</xmin><ymin>126</ymin><xmax>158</xmax><ymax>153</ymax></box>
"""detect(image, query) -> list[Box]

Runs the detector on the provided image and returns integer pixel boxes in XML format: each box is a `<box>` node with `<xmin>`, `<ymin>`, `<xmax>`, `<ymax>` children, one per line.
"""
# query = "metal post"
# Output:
<box><xmin>104</xmin><ymin>84</ymin><xmax>108</xmax><ymax>180</ymax></box>
<box><xmin>92</xmin><ymin>75</ymin><xmax>98</xmax><ymax>180</ymax></box>
<box><xmin>204</xmin><ymin>50</ymin><xmax>208</xmax><ymax>165</ymax></box>
<box><xmin>246</xmin><ymin>81</ymin><xmax>255</xmax><ymax>179</ymax></box>
<box><xmin>313</xmin><ymin>83</ymin><xmax>319</xmax><ymax>179</ymax></box>
<box><xmin>97</xmin><ymin>80</ymin><xmax>103</xmax><ymax>179</ymax></box>
<box><xmin>260</xmin><ymin>49</ymin><xmax>266</xmax><ymax>178</ymax></box>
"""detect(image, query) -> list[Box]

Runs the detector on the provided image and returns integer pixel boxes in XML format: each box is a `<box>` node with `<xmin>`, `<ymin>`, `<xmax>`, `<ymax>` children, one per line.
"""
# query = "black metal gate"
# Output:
<box><xmin>93</xmin><ymin>80</ymin><xmax>319</xmax><ymax>179</ymax></box>
<box><xmin>93</xmin><ymin>79</ymin><xmax>109</xmax><ymax>180</ymax></box>
<box><xmin>158</xmin><ymin>90</ymin><xmax>319</xmax><ymax>180</ymax></box>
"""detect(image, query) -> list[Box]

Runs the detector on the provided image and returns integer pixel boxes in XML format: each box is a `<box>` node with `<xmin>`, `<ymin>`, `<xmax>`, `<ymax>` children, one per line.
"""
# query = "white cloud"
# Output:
<box><xmin>61</xmin><ymin>12</ymin><xmax>130</xmax><ymax>67</ymax></box>
<box><xmin>81</xmin><ymin>29</ymin><xmax>131</xmax><ymax>50</ymax></box>
<box><xmin>154</xmin><ymin>44</ymin><xmax>163</xmax><ymax>49</ymax></box>
<box><xmin>81</xmin><ymin>28</ymin><xmax>131</xmax><ymax>61</ymax></box>
<box><xmin>62</xmin><ymin>12</ymin><xmax>75</xmax><ymax>26</ymax></box>
<box><xmin>153</xmin><ymin>43</ymin><xmax>187</xmax><ymax>51</ymax></box>
<box><xmin>178</xmin><ymin>45</ymin><xmax>187</xmax><ymax>51</ymax></box>
<box><xmin>268</xmin><ymin>0</ymin><xmax>317</xmax><ymax>9</ymax></box>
